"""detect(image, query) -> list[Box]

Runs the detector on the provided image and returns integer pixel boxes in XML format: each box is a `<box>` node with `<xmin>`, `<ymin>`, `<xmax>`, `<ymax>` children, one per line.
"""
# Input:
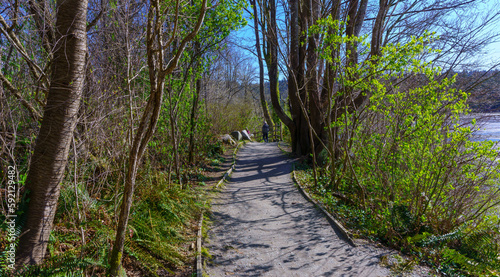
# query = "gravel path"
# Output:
<box><xmin>205</xmin><ymin>142</ymin><xmax>393</xmax><ymax>277</ymax></box>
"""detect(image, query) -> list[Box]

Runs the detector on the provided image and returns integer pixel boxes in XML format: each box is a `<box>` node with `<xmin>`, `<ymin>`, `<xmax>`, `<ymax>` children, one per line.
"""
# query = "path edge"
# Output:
<box><xmin>278</xmin><ymin>142</ymin><xmax>357</xmax><ymax>247</ymax></box>
<box><xmin>196</xmin><ymin>141</ymin><xmax>244</xmax><ymax>276</ymax></box>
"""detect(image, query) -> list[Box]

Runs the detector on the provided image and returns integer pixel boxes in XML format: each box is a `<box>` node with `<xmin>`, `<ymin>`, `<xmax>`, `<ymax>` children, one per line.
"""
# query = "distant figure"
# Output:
<box><xmin>262</xmin><ymin>121</ymin><xmax>269</xmax><ymax>143</ymax></box>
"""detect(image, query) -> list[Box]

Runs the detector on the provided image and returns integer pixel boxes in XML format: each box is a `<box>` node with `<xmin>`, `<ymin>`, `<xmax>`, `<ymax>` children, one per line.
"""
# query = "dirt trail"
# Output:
<box><xmin>204</xmin><ymin>142</ymin><xmax>395</xmax><ymax>276</ymax></box>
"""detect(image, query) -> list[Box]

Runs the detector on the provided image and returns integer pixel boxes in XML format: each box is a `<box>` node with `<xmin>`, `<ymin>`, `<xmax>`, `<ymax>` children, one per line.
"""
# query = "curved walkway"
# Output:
<box><xmin>205</xmin><ymin>142</ymin><xmax>392</xmax><ymax>277</ymax></box>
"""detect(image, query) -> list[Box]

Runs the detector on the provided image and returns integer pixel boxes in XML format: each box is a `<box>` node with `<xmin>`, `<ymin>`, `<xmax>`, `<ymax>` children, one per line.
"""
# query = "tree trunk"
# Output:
<box><xmin>16</xmin><ymin>0</ymin><xmax>88</xmax><ymax>265</ymax></box>
<box><xmin>250</xmin><ymin>0</ymin><xmax>273</xmax><ymax>131</ymax></box>
<box><xmin>109</xmin><ymin>0</ymin><xmax>209</xmax><ymax>274</ymax></box>
<box><xmin>346</xmin><ymin>0</ymin><xmax>368</xmax><ymax>66</ymax></box>
<box><xmin>109</xmin><ymin>82</ymin><xmax>164</xmax><ymax>276</ymax></box>
<box><xmin>291</xmin><ymin>0</ymin><xmax>313</xmax><ymax>156</ymax></box>
<box><xmin>286</xmin><ymin>0</ymin><xmax>301</xmax><ymax>153</ymax></box>
<box><xmin>305</xmin><ymin>0</ymin><xmax>323</xmax><ymax>156</ymax></box>
<box><xmin>188</xmin><ymin>41</ymin><xmax>201</xmax><ymax>164</ymax></box>
<box><xmin>255</xmin><ymin>0</ymin><xmax>294</xmax><ymax>146</ymax></box>
<box><xmin>170</xmin><ymin>103</ymin><xmax>182</xmax><ymax>187</ymax></box>
<box><xmin>109</xmin><ymin>4</ymin><xmax>164</xmax><ymax>274</ymax></box>
<box><xmin>371</xmin><ymin>0</ymin><xmax>389</xmax><ymax>58</ymax></box>
<box><xmin>188</xmin><ymin>72</ymin><xmax>202</xmax><ymax>164</ymax></box>
<box><xmin>266</xmin><ymin>0</ymin><xmax>280</xmax><ymax>138</ymax></box>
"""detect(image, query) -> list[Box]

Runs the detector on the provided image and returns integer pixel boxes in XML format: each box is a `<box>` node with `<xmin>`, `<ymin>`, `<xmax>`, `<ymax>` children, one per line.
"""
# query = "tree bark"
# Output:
<box><xmin>371</xmin><ymin>0</ymin><xmax>389</xmax><ymax>58</ymax></box>
<box><xmin>256</xmin><ymin>0</ymin><xmax>295</xmax><ymax>146</ymax></box>
<box><xmin>16</xmin><ymin>0</ymin><xmax>88</xmax><ymax>265</ymax></box>
<box><xmin>305</xmin><ymin>0</ymin><xmax>323</xmax><ymax>156</ymax></box>
<box><xmin>250</xmin><ymin>0</ymin><xmax>273</xmax><ymax>130</ymax></box>
<box><xmin>346</xmin><ymin>0</ymin><xmax>368</xmax><ymax>66</ymax></box>
<box><xmin>109</xmin><ymin>0</ymin><xmax>208</xmax><ymax>274</ymax></box>
<box><xmin>188</xmin><ymin>70</ymin><xmax>202</xmax><ymax>164</ymax></box>
<box><xmin>287</xmin><ymin>0</ymin><xmax>301</xmax><ymax>153</ymax></box>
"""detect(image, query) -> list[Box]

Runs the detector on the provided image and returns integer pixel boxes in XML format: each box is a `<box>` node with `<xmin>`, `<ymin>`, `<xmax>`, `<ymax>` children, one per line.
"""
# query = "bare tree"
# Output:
<box><xmin>258</xmin><ymin>0</ymin><xmax>499</xmax><ymax>159</ymax></box>
<box><xmin>108</xmin><ymin>0</ymin><xmax>209</xmax><ymax>274</ymax></box>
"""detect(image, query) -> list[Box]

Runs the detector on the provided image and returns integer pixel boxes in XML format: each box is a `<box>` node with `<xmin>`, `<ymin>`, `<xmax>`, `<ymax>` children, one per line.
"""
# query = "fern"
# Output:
<box><xmin>418</xmin><ymin>226</ymin><xmax>500</xmax><ymax>275</ymax></box>
<box><xmin>123</xmin><ymin>183</ymin><xmax>202</xmax><ymax>275</ymax></box>
<box><xmin>14</xmin><ymin>223</ymin><xmax>112</xmax><ymax>276</ymax></box>
<box><xmin>124</xmin><ymin>239</ymin><xmax>166</xmax><ymax>276</ymax></box>
<box><xmin>458</xmin><ymin>230</ymin><xmax>500</xmax><ymax>272</ymax></box>
<box><xmin>16</xmin><ymin>253</ymin><xmax>101</xmax><ymax>276</ymax></box>
<box><xmin>419</xmin><ymin>228</ymin><xmax>464</xmax><ymax>247</ymax></box>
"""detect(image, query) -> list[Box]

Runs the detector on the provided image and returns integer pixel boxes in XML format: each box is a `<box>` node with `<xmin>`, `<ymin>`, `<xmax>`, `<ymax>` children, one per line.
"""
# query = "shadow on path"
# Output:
<box><xmin>205</xmin><ymin>142</ymin><xmax>391</xmax><ymax>277</ymax></box>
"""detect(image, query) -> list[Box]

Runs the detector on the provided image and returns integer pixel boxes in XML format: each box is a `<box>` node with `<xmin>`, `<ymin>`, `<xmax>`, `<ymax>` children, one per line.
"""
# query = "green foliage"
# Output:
<box><xmin>201</xmin><ymin>247</ymin><xmax>212</xmax><ymax>259</ymax></box>
<box><xmin>2</xmin><ymin>171</ymin><xmax>206</xmax><ymax>276</ymax></box>
<box><xmin>305</xmin><ymin>18</ymin><xmax>500</xmax><ymax>274</ymax></box>
<box><xmin>15</xmin><ymin>254</ymin><xmax>102</xmax><ymax>277</ymax></box>
<box><xmin>196</xmin><ymin>0</ymin><xmax>247</xmax><ymax>49</ymax></box>
<box><xmin>1</xmin><ymin>0</ymin><xmax>247</xmax><ymax>275</ymax></box>
<box><xmin>207</xmin><ymin>99</ymin><xmax>263</xmax><ymax>135</ymax></box>
<box><xmin>421</xmin><ymin>227</ymin><xmax>500</xmax><ymax>276</ymax></box>
<box><xmin>125</xmin><ymin>179</ymin><xmax>205</xmax><ymax>275</ymax></box>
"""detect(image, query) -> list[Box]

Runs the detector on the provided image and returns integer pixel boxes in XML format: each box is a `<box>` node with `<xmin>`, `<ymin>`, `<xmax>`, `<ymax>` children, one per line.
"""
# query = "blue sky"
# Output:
<box><xmin>475</xmin><ymin>0</ymin><xmax>500</xmax><ymax>61</ymax></box>
<box><xmin>231</xmin><ymin>0</ymin><xmax>500</xmax><ymax>82</ymax></box>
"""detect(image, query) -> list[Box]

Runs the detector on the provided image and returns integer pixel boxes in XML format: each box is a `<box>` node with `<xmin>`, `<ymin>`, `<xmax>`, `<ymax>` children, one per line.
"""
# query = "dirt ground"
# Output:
<box><xmin>204</xmin><ymin>142</ymin><xmax>398</xmax><ymax>277</ymax></box>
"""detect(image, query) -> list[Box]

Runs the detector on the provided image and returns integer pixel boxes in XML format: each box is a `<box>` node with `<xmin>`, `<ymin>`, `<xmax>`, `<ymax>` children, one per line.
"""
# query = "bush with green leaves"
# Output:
<box><xmin>309</xmin><ymin>17</ymin><xmax>500</xmax><ymax>274</ymax></box>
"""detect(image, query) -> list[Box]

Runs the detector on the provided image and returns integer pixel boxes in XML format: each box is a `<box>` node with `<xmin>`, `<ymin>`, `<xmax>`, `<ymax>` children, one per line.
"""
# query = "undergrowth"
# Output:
<box><xmin>295</xmin><ymin>163</ymin><xmax>500</xmax><ymax>276</ymax></box>
<box><xmin>0</xmin><ymin>167</ymin><xmax>208</xmax><ymax>276</ymax></box>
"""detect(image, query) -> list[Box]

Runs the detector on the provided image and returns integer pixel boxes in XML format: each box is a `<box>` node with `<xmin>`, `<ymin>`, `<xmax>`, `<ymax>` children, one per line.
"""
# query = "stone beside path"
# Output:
<box><xmin>204</xmin><ymin>142</ymin><xmax>393</xmax><ymax>277</ymax></box>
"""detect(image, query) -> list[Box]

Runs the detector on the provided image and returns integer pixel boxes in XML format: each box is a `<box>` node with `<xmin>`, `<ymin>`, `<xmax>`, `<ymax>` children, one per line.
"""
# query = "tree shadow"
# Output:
<box><xmin>205</xmin><ymin>142</ymin><xmax>391</xmax><ymax>276</ymax></box>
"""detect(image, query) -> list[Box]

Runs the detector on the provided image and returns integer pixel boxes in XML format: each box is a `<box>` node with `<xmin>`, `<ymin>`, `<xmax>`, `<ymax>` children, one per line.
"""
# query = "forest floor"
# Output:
<box><xmin>202</xmin><ymin>145</ymin><xmax>237</xmax><ymax>187</ymax></box>
<box><xmin>203</xmin><ymin>142</ymin><xmax>433</xmax><ymax>277</ymax></box>
<box><xmin>163</xmin><ymin>145</ymin><xmax>237</xmax><ymax>276</ymax></box>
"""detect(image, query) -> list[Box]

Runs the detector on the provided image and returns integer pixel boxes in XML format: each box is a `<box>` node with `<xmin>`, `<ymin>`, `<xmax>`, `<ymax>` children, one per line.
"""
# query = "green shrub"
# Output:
<box><xmin>306</xmin><ymin>18</ymin><xmax>500</xmax><ymax>274</ymax></box>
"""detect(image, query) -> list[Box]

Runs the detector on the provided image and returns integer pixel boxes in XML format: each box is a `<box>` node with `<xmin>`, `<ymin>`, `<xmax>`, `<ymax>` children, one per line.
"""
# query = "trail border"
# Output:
<box><xmin>196</xmin><ymin>141</ymin><xmax>243</xmax><ymax>276</ymax></box>
<box><xmin>277</xmin><ymin>142</ymin><xmax>356</xmax><ymax>247</ymax></box>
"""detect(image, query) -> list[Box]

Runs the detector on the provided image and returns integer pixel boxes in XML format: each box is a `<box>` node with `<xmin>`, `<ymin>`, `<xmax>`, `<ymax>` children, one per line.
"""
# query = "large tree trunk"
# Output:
<box><xmin>287</xmin><ymin>0</ymin><xmax>301</xmax><ymax>153</ymax></box>
<box><xmin>266</xmin><ymin>0</ymin><xmax>279</xmax><ymax>138</ymax></box>
<box><xmin>263</xmin><ymin>0</ymin><xmax>295</xmax><ymax>133</ymax></box>
<box><xmin>255</xmin><ymin>0</ymin><xmax>294</xmax><ymax>147</ymax></box>
<box><xmin>289</xmin><ymin>0</ymin><xmax>313</xmax><ymax>156</ymax></box>
<box><xmin>16</xmin><ymin>0</ymin><xmax>88</xmax><ymax>265</ymax></box>
<box><xmin>305</xmin><ymin>0</ymin><xmax>323</xmax><ymax>155</ymax></box>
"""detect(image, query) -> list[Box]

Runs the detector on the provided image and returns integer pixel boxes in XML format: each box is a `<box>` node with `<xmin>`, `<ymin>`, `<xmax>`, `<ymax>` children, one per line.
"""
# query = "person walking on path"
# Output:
<box><xmin>262</xmin><ymin>121</ymin><xmax>269</xmax><ymax>142</ymax></box>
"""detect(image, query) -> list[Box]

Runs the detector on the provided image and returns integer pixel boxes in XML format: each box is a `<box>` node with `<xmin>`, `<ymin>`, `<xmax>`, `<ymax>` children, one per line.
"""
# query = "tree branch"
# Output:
<box><xmin>0</xmin><ymin>71</ymin><xmax>41</xmax><ymax>121</ymax></box>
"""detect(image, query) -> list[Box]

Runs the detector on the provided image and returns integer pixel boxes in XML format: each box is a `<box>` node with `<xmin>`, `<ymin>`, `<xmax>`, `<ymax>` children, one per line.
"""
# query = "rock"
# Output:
<box><xmin>220</xmin><ymin>134</ymin><xmax>236</xmax><ymax>145</ymax></box>
<box><xmin>241</xmin><ymin>130</ymin><xmax>252</xmax><ymax>141</ymax></box>
<box><xmin>230</xmin><ymin>131</ymin><xmax>242</xmax><ymax>141</ymax></box>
